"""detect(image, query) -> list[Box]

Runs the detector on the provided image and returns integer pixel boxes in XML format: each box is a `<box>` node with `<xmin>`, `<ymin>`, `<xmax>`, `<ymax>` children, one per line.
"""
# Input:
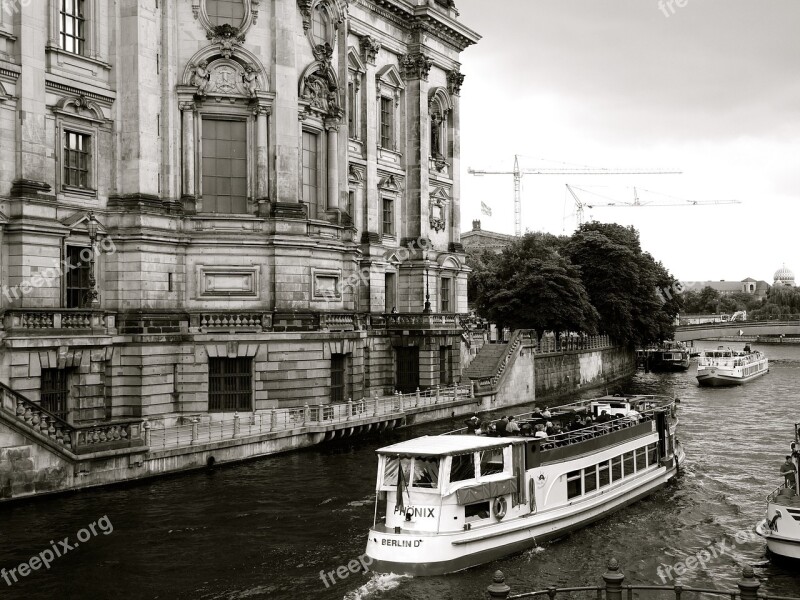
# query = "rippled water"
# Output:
<box><xmin>1</xmin><ymin>341</ymin><xmax>799</xmax><ymax>599</ymax></box>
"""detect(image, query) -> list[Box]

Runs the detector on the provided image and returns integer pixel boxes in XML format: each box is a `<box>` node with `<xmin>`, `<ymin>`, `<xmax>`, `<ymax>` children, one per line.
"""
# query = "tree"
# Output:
<box><xmin>473</xmin><ymin>233</ymin><xmax>598</xmax><ymax>337</ymax></box>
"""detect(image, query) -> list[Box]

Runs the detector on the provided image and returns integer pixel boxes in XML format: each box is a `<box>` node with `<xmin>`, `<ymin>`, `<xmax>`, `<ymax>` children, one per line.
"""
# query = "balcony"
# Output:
<box><xmin>2</xmin><ymin>309</ymin><xmax>116</xmax><ymax>336</ymax></box>
<box><xmin>370</xmin><ymin>313</ymin><xmax>466</xmax><ymax>331</ymax></box>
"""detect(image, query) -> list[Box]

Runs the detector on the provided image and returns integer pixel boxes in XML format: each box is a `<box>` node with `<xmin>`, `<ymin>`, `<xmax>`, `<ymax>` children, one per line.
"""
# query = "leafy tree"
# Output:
<box><xmin>473</xmin><ymin>233</ymin><xmax>598</xmax><ymax>337</ymax></box>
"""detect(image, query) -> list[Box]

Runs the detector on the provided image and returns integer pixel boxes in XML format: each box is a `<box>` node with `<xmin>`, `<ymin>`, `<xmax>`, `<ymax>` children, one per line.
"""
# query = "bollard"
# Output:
<box><xmin>415</xmin><ymin>387</ymin><xmax>421</xmax><ymax>407</ymax></box>
<box><xmin>374</xmin><ymin>391</ymin><xmax>379</xmax><ymax>416</ymax></box>
<box><xmin>737</xmin><ymin>566</ymin><xmax>760</xmax><ymax>600</ymax></box>
<box><xmin>602</xmin><ymin>558</ymin><xmax>625</xmax><ymax>600</ymax></box>
<box><xmin>270</xmin><ymin>409</ymin><xmax>277</xmax><ymax>432</ymax></box>
<box><xmin>233</xmin><ymin>412</ymin><xmax>241</xmax><ymax>437</ymax></box>
<box><xmin>486</xmin><ymin>570</ymin><xmax>510</xmax><ymax>599</ymax></box>
<box><xmin>435</xmin><ymin>384</ymin><xmax>440</xmax><ymax>404</ymax></box>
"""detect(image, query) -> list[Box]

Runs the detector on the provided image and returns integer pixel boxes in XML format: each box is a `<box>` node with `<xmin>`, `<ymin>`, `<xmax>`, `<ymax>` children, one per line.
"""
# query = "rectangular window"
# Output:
<box><xmin>382</xmin><ymin>197</ymin><xmax>394</xmax><ymax>236</ymax></box>
<box><xmin>584</xmin><ymin>464</ymin><xmax>597</xmax><ymax>493</ymax></box>
<box><xmin>450</xmin><ymin>453</ymin><xmax>475</xmax><ymax>483</ymax></box>
<box><xmin>384</xmin><ymin>272</ymin><xmax>396</xmax><ymax>313</ymax></box>
<box><xmin>208</xmin><ymin>357</ymin><xmax>252</xmax><ymax>412</ymax></box>
<box><xmin>347</xmin><ymin>190</ymin><xmax>355</xmax><ymax>216</ymax></box>
<box><xmin>479</xmin><ymin>448</ymin><xmax>504</xmax><ymax>477</ymax></box>
<box><xmin>331</xmin><ymin>353</ymin><xmax>348</xmax><ymax>403</ymax></box>
<box><xmin>567</xmin><ymin>469</ymin><xmax>582</xmax><ymax>499</ymax></box>
<box><xmin>623</xmin><ymin>451</ymin><xmax>634</xmax><ymax>476</ymax></box>
<box><xmin>465</xmin><ymin>501</ymin><xmax>490</xmax><ymax>521</ymax></box>
<box><xmin>202</xmin><ymin>119</ymin><xmax>248</xmax><ymax>214</ymax></box>
<box><xmin>441</xmin><ymin>277</ymin><xmax>452</xmax><ymax>313</ymax></box>
<box><xmin>64</xmin><ymin>131</ymin><xmax>91</xmax><ymax>189</ymax></box>
<box><xmin>635</xmin><ymin>447</ymin><xmax>647</xmax><ymax>472</ymax></box>
<box><xmin>412</xmin><ymin>456</ymin><xmax>439</xmax><ymax>489</ymax></box>
<box><xmin>59</xmin><ymin>0</ymin><xmax>85</xmax><ymax>55</ymax></box>
<box><xmin>647</xmin><ymin>443</ymin><xmax>659</xmax><ymax>467</ymax></box>
<box><xmin>598</xmin><ymin>460</ymin><xmax>611</xmax><ymax>488</ymax></box>
<box><xmin>380</xmin><ymin>97</ymin><xmax>393</xmax><ymax>148</ymax></box>
<box><xmin>40</xmin><ymin>368</ymin><xmax>71</xmax><ymax>420</ymax></box>
<box><xmin>439</xmin><ymin>346</ymin><xmax>452</xmax><ymax>386</ymax></box>
<box><xmin>65</xmin><ymin>246</ymin><xmax>91</xmax><ymax>309</ymax></box>
<box><xmin>611</xmin><ymin>455</ymin><xmax>623</xmax><ymax>482</ymax></box>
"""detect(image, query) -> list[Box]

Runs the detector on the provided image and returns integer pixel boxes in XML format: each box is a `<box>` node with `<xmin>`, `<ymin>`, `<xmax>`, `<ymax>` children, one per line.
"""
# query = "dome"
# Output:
<box><xmin>774</xmin><ymin>265</ymin><xmax>795</xmax><ymax>286</ymax></box>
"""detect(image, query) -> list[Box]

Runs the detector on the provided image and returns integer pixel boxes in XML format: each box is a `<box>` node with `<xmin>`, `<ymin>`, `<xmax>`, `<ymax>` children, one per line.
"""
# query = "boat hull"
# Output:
<box><xmin>756</xmin><ymin>519</ymin><xmax>800</xmax><ymax>561</ymax></box>
<box><xmin>696</xmin><ymin>369</ymin><xmax>767</xmax><ymax>387</ymax></box>
<box><xmin>366</xmin><ymin>466</ymin><xmax>677</xmax><ymax>576</ymax></box>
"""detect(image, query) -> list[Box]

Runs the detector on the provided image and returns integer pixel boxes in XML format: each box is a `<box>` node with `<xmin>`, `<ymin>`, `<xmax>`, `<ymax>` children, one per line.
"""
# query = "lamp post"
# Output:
<box><xmin>86</xmin><ymin>212</ymin><xmax>100</xmax><ymax>307</ymax></box>
<box><xmin>423</xmin><ymin>249</ymin><xmax>431</xmax><ymax>314</ymax></box>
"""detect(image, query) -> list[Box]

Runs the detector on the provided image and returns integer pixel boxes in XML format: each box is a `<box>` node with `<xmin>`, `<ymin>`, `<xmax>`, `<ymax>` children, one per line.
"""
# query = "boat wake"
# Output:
<box><xmin>342</xmin><ymin>573</ymin><xmax>411</xmax><ymax>599</ymax></box>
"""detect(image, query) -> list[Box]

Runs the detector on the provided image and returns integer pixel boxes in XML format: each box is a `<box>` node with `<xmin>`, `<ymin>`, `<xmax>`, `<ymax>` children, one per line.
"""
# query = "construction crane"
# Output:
<box><xmin>565</xmin><ymin>184</ymin><xmax>741</xmax><ymax>227</ymax></box>
<box><xmin>467</xmin><ymin>155</ymin><xmax>681</xmax><ymax>237</ymax></box>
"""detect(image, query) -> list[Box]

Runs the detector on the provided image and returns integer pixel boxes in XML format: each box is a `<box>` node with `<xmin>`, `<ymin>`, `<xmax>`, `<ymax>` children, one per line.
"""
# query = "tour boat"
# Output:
<box><xmin>364</xmin><ymin>395</ymin><xmax>683</xmax><ymax>575</ymax></box>
<box><xmin>696</xmin><ymin>345</ymin><xmax>768</xmax><ymax>387</ymax></box>
<box><xmin>638</xmin><ymin>342</ymin><xmax>691</xmax><ymax>372</ymax></box>
<box><xmin>755</xmin><ymin>425</ymin><xmax>800</xmax><ymax>561</ymax></box>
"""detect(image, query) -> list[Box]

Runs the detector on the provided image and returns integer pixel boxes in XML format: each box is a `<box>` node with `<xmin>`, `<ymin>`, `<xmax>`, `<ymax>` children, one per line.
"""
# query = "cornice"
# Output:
<box><xmin>45</xmin><ymin>80</ymin><xmax>115</xmax><ymax>106</ymax></box>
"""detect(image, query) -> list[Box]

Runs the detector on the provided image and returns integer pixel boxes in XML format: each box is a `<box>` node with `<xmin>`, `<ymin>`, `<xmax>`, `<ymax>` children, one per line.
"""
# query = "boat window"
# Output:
<box><xmin>567</xmin><ymin>469</ymin><xmax>582</xmax><ymax>499</ymax></box>
<box><xmin>450</xmin><ymin>453</ymin><xmax>476</xmax><ymax>483</ymax></box>
<box><xmin>623</xmin><ymin>451</ymin><xmax>634</xmax><ymax>476</ymax></box>
<box><xmin>635</xmin><ymin>447</ymin><xmax>647</xmax><ymax>471</ymax></box>
<box><xmin>382</xmin><ymin>456</ymin><xmax>411</xmax><ymax>487</ymax></box>
<box><xmin>480</xmin><ymin>448</ymin><xmax>505</xmax><ymax>476</ymax></box>
<box><xmin>412</xmin><ymin>456</ymin><xmax>440</xmax><ymax>489</ymax></box>
<box><xmin>465</xmin><ymin>501</ymin><xmax>490</xmax><ymax>521</ymax></box>
<box><xmin>647</xmin><ymin>443</ymin><xmax>658</xmax><ymax>466</ymax></box>
<box><xmin>611</xmin><ymin>456</ymin><xmax>622</xmax><ymax>481</ymax></box>
<box><xmin>584</xmin><ymin>464</ymin><xmax>597</xmax><ymax>493</ymax></box>
<box><xmin>598</xmin><ymin>460</ymin><xmax>610</xmax><ymax>488</ymax></box>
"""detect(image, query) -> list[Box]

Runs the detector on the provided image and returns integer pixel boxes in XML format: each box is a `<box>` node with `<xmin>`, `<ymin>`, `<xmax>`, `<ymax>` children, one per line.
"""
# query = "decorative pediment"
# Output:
<box><xmin>53</xmin><ymin>95</ymin><xmax>105</xmax><ymax>122</ymax></box>
<box><xmin>376</xmin><ymin>64</ymin><xmax>405</xmax><ymax>91</ymax></box>
<box><xmin>60</xmin><ymin>211</ymin><xmax>108</xmax><ymax>235</ymax></box>
<box><xmin>347</xmin><ymin>46</ymin><xmax>366</xmax><ymax>75</ymax></box>
<box><xmin>183</xmin><ymin>48</ymin><xmax>269</xmax><ymax>100</ymax></box>
<box><xmin>378</xmin><ymin>174</ymin><xmax>403</xmax><ymax>193</ymax></box>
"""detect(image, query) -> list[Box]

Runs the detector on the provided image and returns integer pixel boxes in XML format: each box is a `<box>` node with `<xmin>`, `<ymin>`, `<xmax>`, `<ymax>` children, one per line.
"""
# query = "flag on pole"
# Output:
<box><xmin>481</xmin><ymin>201</ymin><xmax>492</xmax><ymax>216</ymax></box>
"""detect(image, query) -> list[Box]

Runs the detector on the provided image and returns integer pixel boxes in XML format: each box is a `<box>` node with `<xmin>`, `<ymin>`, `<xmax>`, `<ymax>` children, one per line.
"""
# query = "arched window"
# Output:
<box><xmin>206</xmin><ymin>0</ymin><xmax>246</xmax><ymax>28</ymax></box>
<box><xmin>311</xmin><ymin>5</ymin><xmax>330</xmax><ymax>47</ymax></box>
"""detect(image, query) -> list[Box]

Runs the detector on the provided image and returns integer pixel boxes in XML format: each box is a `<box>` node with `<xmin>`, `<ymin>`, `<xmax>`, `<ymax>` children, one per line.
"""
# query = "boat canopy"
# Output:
<box><xmin>376</xmin><ymin>435</ymin><xmax>514</xmax><ymax>458</ymax></box>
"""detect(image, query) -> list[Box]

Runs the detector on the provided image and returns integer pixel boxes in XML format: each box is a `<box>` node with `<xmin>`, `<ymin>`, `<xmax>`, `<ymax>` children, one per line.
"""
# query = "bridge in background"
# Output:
<box><xmin>674</xmin><ymin>320</ymin><xmax>800</xmax><ymax>341</ymax></box>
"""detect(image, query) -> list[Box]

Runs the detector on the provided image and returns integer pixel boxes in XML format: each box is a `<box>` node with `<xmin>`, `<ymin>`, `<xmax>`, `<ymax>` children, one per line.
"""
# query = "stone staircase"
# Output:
<box><xmin>462</xmin><ymin>341</ymin><xmax>511</xmax><ymax>380</ymax></box>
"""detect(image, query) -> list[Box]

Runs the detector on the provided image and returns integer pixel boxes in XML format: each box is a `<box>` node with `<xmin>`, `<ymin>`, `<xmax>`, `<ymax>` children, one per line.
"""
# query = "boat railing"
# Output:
<box><xmin>484</xmin><ymin>559</ymin><xmax>792</xmax><ymax>600</ymax></box>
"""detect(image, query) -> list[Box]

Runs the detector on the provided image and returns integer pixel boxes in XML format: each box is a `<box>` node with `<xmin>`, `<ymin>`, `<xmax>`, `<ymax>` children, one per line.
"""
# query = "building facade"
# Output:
<box><xmin>460</xmin><ymin>219</ymin><xmax>515</xmax><ymax>253</ymax></box>
<box><xmin>0</xmin><ymin>0</ymin><xmax>479</xmax><ymax>428</ymax></box>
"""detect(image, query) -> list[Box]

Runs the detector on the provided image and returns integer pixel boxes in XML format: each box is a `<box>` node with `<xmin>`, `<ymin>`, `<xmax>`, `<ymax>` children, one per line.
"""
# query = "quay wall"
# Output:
<box><xmin>533</xmin><ymin>347</ymin><xmax>636</xmax><ymax>403</ymax></box>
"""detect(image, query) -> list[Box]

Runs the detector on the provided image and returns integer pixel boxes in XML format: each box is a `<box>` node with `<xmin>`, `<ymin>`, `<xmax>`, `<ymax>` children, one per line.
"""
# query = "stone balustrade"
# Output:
<box><xmin>3</xmin><ymin>309</ymin><xmax>114</xmax><ymax>334</ymax></box>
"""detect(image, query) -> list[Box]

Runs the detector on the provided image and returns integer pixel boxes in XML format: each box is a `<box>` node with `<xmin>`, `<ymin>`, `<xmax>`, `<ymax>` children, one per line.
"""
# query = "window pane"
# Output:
<box><xmin>208</xmin><ymin>357</ymin><xmax>252</xmax><ymax>411</ymax></box>
<box><xmin>383</xmin><ymin>457</ymin><xmax>411</xmax><ymax>487</ymax></box>
<box><xmin>648</xmin><ymin>443</ymin><xmax>658</xmax><ymax>466</ymax></box>
<box><xmin>635</xmin><ymin>447</ymin><xmax>647</xmax><ymax>472</ymax></box>
<box><xmin>623</xmin><ymin>451</ymin><xmax>634</xmax><ymax>476</ymax></box>
<box><xmin>412</xmin><ymin>457</ymin><xmax>439</xmax><ymax>489</ymax></box>
<box><xmin>206</xmin><ymin>0</ymin><xmax>245</xmax><ymax>27</ymax></box>
<box><xmin>567</xmin><ymin>470</ymin><xmax>582</xmax><ymax>499</ymax></box>
<box><xmin>479</xmin><ymin>448</ymin><xmax>504</xmax><ymax>476</ymax></box>
<box><xmin>202</xmin><ymin>119</ymin><xmax>248</xmax><ymax>214</ymax></box>
<box><xmin>598</xmin><ymin>461</ymin><xmax>610</xmax><ymax>488</ymax></box>
<box><xmin>611</xmin><ymin>455</ymin><xmax>622</xmax><ymax>481</ymax></box>
<box><xmin>450</xmin><ymin>453</ymin><xmax>475</xmax><ymax>483</ymax></box>
<box><xmin>584</xmin><ymin>464</ymin><xmax>597</xmax><ymax>493</ymax></box>
<box><xmin>59</xmin><ymin>0</ymin><xmax>85</xmax><ymax>55</ymax></box>
<box><xmin>65</xmin><ymin>246</ymin><xmax>92</xmax><ymax>308</ymax></box>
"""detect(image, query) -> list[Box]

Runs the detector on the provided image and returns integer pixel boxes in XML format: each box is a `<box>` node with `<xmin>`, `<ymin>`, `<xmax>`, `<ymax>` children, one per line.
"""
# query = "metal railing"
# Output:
<box><xmin>485</xmin><ymin>559</ymin><xmax>794</xmax><ymax>600</ymax></box>
<box><xmin>147</xmin><ymin>384</ymin><xmax>473</xmax><ymax>450</ymax></box>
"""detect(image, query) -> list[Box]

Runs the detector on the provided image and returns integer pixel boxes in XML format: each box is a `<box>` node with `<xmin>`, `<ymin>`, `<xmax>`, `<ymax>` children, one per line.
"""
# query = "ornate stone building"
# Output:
<box><xmin>461</xmin><ymin>219</ymin><xmax>515</xmax><ymax>254</ymax></box>
<box><xmin>0</xmin><ymin>0</ymin><xmax>479</xmax><ymax>427</ymax></box>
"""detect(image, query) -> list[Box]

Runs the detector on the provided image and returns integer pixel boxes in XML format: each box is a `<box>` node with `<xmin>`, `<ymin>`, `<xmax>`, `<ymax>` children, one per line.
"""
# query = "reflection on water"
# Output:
<box><xmin>0</xmin><ymin>341</ymin><xmax>798</xmax><ymax>599</ymax></box>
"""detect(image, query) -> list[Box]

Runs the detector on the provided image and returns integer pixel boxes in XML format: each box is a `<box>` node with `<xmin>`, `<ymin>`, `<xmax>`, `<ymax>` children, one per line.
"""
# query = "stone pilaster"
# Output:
<box><xmin>273</xmin><ymin>0</ymin><xmax>300</xmax><ymax>203</ymax></box>
<box><xmin>324</xmin><ymin>117</ymin><xmax>340</xmax><ymax>213</ymax></box>
<box><xmin>448</xmin><ymin>70</ymin><xmax>465</xmax><ymax>250</ymax></box>
<box><xmin>178</xmin><ymin>97</ymin><xmax>196</xmax><ymax>212</ymax></box>
<box><xmin>360</xmin><ymin>35</ymin><xmax>381</xmax><ymax>242</ymax></box>
<box><xmin>400</xmin><ymin>51</ymin><xmax>431</xmax><ymax>241</ymax></box>
<box><xmin>255</xmin><ymin>104</ymin><xmax>271</xmax><ymax>210</ymax></box>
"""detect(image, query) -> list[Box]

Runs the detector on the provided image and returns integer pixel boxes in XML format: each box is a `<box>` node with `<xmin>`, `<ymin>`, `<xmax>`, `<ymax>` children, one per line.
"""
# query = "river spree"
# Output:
<box><xmin>1</xmin><ymin>341</ymin><xmax>799</xmax><ymax>599</ymax></box>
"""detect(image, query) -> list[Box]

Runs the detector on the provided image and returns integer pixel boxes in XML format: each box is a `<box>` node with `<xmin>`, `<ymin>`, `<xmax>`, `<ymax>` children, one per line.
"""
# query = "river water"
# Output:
<box><xmin>1</xmin><ymin>340</ymin><xmax>799</xmax><ymax>600</ymax></box>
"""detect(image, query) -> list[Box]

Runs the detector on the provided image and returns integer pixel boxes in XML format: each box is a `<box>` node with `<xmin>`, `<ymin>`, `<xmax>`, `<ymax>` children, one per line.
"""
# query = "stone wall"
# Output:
<box><xmin>534</xmin><ymin>347</ymin><xmax>636</xmax><ymax>402</ymax></box>
<box><xmin>0</xmin><ymin>424</ymin><xmax>72</xmax><ymax>500</ymax></box>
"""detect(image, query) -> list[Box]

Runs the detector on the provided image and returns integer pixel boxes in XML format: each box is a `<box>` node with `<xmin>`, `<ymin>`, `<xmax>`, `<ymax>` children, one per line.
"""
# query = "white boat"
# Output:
<box><xmin>364</xmin><ymin>395</ymin><xmax>683</xmax><ymax>575</ymax></box>
<box><xmin>696</xmin><ymin>345</ymin><xmax>768</xmax><ymax>387</ymax></box>
<box><xmin>755</xmin><ymin>428</ymin><xmax>800</xmax><ymax>561</ymax></box>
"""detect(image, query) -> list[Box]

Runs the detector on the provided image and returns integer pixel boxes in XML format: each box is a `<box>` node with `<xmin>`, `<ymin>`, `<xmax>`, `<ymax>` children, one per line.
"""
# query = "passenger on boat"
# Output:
<box><xmin>533</xmin><ymin>424</ymin><xmax>548</xmax><ymax>439</ymax></box>
<box><xmin>496</xmin><ymin>416</ymin><xmax>509</xmax><ymax>437</ymax></box>
<box><xmin>541</xmin><ymin>408</ymin><xmax>552</xmax><ymax>419</ymax></box>
<box><xmin>781</xmin><ymin>456</ymin><xmax>797</xmax><ymax>489</ymax></box>
<box><xmin>465</xmin><ymin>415</ymin><xmax>481</xmax><ymax>434</ymax></box>
<box><xmin>506</xmin><ymin>416</ymin><xmax>520</xmax><ymax>435</ymax></box>
<box><xmin>597</xmin><ymin>410</ymin><xmax>611</xmax><ymax>423</ymax></box>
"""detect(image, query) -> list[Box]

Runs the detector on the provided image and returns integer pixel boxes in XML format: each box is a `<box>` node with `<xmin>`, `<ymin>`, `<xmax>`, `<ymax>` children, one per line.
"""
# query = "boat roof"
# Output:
<box><xmin>376</xmin><ymin>435</ymin><xmax>514</xmax><ymax>457</ymax></box>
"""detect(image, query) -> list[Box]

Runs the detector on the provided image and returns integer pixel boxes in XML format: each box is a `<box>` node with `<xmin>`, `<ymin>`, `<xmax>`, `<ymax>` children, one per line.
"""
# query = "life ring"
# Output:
<box><xmin>493</xmin><ymin>496</ymin><xmax>507</xmax><ymax>520</ymax></box>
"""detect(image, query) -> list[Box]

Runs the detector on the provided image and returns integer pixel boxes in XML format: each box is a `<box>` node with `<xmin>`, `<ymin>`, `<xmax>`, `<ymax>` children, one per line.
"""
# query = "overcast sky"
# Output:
<box><xmin>456</xmin><ymin>0</ymin><xmax>800</xmax><ymax>283</ymax></box>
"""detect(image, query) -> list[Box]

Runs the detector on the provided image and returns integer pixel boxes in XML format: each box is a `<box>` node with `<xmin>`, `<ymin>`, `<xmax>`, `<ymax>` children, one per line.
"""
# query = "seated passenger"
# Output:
<box><xmin>597</xmin><ymin>410</ymin><xmax>612</xmax><ymax>423</ymax></box>
<box><xmin>541</xmin><ymin>408</ymin><xmax>552</xmax><ymax>419</ymax></box>
<box><xmin>506</xmin><ymin>416</ymin><xmax>520</xmax><ymax>435</ymax></box>
<box><xmin>533</xmin><ymin>424</ymin><xmax>548</xmax><ymax>439</ymax></box>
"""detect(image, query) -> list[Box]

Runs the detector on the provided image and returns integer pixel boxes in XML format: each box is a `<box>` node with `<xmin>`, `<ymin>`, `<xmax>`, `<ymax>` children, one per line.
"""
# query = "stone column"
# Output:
<box><xmin>448</xmin><ymin>70</ymin><xmax>466</xmax><ymax>250</ymax></box>
<box><xmin>360</xmin><ymin>35</ymin><xmax>381</xmax><ymax>242</ymax></box>
<box><xmin>325</xmin><ymin>117</ymin><xmax>340</xmax><ymax>212</ymax></box>
<box><xmin>255</xmin><ymin>105</ymin><xmax>270</xmax><ymax>209</ymax></box>
<box><xmin>272</xmin><ymin>0</ymin><xmax>300</xmax><ymax>205</ymax></box>
<box><xmin>180</xmin><ymin>102</ymin><xmax>196</xmax><ymax>200</ymax></box>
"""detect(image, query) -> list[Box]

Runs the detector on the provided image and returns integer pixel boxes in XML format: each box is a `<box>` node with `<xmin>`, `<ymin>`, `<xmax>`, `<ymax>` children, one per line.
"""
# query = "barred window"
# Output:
<box><xmin>59</xmin><ymin>0</ymin><xmax>85</xmax><ymax>55</ymax></box>
<box><xmin>202</xmin><ymin>119</ymin><xmax>248</xmax><ymax>214</ymax></box>
<box><xmin>379</xmin><ymin>97</ymin><xmax>393</xmax><ymax>148</ymax></box>
<box><xmin>64</xmin><ymin>131</ymin><xmax>91</xmax><ymax>189</ymax></box>
<box><xmin>41</xmin><ymin>368</ymin><xmax>72</xmax><ymax>420</ymax></box>
<box><xmin>331</xmin><ymin>353</ymin><xmax>349</xmax><ymax>403</ymax></box>
<box><xmin>208</xmin><ymin>357</ymin><xmax>252</xmax><ymax>412</ymax></box>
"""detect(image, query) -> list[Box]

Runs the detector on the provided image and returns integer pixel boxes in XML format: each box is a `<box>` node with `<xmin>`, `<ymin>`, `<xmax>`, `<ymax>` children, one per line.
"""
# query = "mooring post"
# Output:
<box><xmin>603</xmin><ymin>558</ymin><xmax>625</xmax><ymax>600</ymax></box>
<box><xmin>233</xmin><ymin>411</ymin><xmax>240</xmax><ymax>437</ymax></box>
<box><xmin>486</xmin><ymin>570</ymin><xmax>510</xmax><ymax>599</ymax></box>
<box><xmin>737</xmin><ymin>566</ymin><xmax>760</xmax><ymax>600</ymax></box>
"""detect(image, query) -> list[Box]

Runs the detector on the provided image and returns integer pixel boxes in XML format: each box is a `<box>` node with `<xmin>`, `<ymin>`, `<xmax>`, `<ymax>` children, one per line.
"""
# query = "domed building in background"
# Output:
<box><xmin>773</xmin><ymin>265</ymin><xmax>796</xmax><ymax>287</ymax></box>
